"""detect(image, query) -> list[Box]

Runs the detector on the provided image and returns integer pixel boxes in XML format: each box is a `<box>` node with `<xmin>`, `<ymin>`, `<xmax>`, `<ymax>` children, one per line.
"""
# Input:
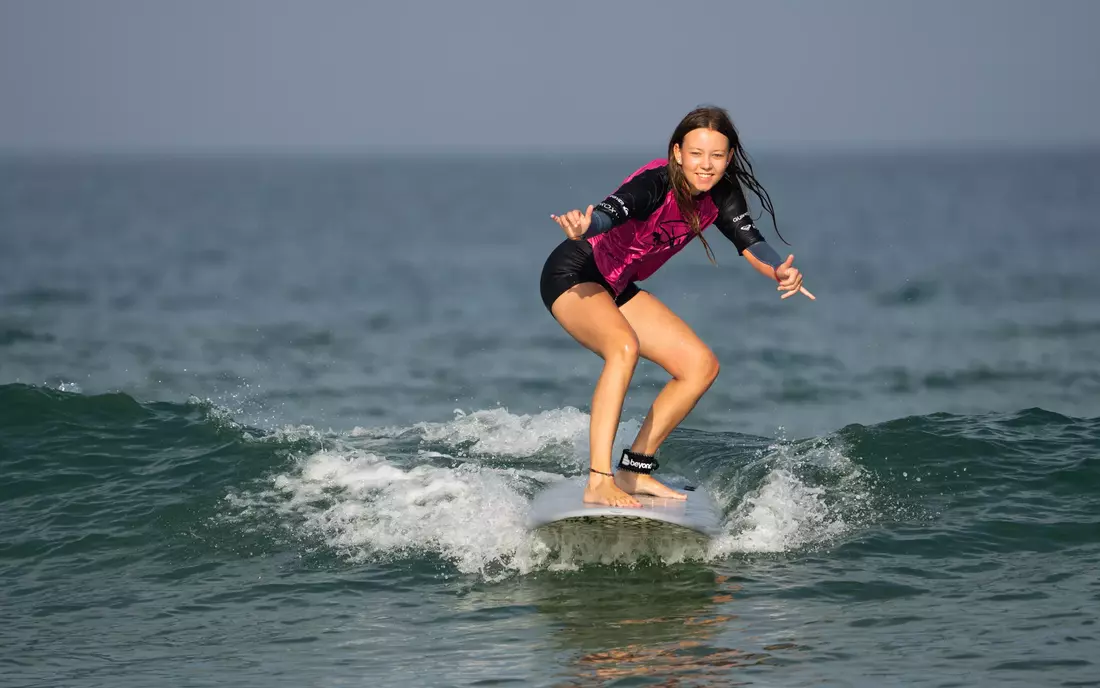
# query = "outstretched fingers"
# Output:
<box><xmin>780</xmin><ymin>285</ymin><xmax>816</xmax><ymax>300</ymax></box>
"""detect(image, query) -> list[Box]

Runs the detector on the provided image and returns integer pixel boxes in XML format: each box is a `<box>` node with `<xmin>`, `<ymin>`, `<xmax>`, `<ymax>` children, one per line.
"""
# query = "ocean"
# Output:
<box><xmin>1</xmin><ymin>148</ymin><xmax>1098</xmax><ymax>686</ymax></box>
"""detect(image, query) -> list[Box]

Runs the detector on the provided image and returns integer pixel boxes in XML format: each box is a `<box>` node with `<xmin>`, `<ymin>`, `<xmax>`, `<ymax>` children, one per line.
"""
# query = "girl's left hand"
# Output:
<box><xmin>775</xmin><ymin>254</ymin><xmax>816</xmax><ymax>300</ymax></box>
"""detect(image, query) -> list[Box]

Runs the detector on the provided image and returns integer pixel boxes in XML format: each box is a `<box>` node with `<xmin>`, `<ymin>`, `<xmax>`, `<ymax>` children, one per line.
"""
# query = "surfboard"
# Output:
<box><xmin>527</xmin><ymin>476</ymin><xmax>723</xmax><ymax>539</ymax></box>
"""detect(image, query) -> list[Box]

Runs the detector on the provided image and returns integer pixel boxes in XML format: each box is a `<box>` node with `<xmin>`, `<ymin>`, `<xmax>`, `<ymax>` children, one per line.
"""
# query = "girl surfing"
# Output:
<box><xmin>539</xmin><ymin>106</ymin><xmax>814</xmax><ymax>508</ymax></box>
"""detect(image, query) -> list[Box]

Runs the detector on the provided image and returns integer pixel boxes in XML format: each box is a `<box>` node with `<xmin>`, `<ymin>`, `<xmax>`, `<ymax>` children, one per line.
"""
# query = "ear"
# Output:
<box><xmin>672</xmin><ymin>143</ymin><xmax>682</xmax><ymax>166</ymax></box>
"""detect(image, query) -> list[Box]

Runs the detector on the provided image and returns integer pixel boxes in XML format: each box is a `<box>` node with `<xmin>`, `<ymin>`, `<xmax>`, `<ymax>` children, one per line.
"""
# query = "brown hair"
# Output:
<box><xmin>666</xmin><ymin>105</ymin><xmax>785</xmax><ymax>264</ymax></box>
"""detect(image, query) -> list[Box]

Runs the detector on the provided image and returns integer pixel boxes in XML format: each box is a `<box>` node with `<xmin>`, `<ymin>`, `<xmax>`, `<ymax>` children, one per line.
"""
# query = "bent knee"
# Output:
<box><xmin>602</xmin><ymin>334</ymin><xmax>640</xmax><ymax>366</ymax></box>
<box><xmin>705</xmin><ymin>353</ymin><xmax>721</xmax><ymax>384</ymax></box>
<box><xmin>685</xmin><ymin>349</ymin><xmax>720</xmax><ymax>387</ymax></box>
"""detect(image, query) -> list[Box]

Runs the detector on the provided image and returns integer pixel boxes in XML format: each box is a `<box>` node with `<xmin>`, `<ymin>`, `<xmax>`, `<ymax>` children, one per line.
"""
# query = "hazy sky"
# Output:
<box><xmin>2</xmin><ymin>0</ymin><xmax>1099</xmax><ymax>152</ymax></box>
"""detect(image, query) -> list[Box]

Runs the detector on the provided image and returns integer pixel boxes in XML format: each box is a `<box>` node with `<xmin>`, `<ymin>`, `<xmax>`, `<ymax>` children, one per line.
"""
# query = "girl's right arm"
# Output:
<box><xmin>551</xmin><ymin>165</ymin><xmax>669</xmax><ymax>239</ymax></box>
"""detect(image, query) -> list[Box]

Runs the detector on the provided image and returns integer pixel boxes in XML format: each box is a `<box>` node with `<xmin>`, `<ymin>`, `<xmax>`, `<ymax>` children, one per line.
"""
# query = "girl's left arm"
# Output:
<box><xmin>712</xmin><ymin>175</ymin><xmax>815</xmax><ymax>299</ymax></box>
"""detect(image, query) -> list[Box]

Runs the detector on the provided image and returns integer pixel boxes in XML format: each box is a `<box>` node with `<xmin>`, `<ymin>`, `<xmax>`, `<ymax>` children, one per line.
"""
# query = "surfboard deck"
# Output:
<box><xmin>527</xmin><ymin>476</ymin><xmax>723</xmax><ymax>539</ymax></box>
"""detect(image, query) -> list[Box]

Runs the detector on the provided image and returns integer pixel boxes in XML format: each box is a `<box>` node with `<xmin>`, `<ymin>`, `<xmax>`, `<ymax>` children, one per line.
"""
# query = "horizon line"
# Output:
<box><xmin>2</xmin><ymin>138</ymin><xmax>1099</xmax><ymax>160</ymax></box>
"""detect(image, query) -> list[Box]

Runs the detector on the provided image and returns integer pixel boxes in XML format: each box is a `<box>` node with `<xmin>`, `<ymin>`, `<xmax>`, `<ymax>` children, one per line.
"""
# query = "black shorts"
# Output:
<box><xmin>539</xmin><ymin>238</ymin><xmax>640</xmax><ymax>312</ymax></box>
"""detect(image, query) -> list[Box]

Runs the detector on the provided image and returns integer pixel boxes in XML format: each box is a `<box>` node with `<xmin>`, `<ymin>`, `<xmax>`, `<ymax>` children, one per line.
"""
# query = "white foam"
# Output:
<box><xmin>710</xmin><ymin>438</ymin><xmax>869</xmax><ymax>556</ymax></box>
<box><xmin>223</xmin><ymin>407</ymin><xmax>879</xmax><ymax>576</ymax></box>
<box><xmin>222</xmin><ymin>406</ymin><xmax>713</xmax><ymax>577</ymax></box>
<box><xmin>713</xmin><ymin>469</ymin><xmax>844</xmax><ymax>554</ymax></box>
<box><xmin>263</xmin><ymin>446</ymin><xmax>551</xmax><ymax>579</ymax></box>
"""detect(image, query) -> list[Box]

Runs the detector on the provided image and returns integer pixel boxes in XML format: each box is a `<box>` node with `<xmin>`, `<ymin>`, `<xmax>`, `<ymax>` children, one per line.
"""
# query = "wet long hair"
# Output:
<box><xmin>667</xmin><ymin>105</ymin><xmax>787</xmax><ymax>264</ymax></box>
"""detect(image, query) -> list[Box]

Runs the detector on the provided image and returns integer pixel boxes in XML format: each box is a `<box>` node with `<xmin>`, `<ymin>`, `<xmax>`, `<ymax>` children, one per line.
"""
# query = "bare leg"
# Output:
<box><xmin>550</xmin><ymin>283</ymin><xmax>642</xmax><ymax>508</ymax></box>
<box><xmin>615</xmin><ymin>290</ymin><xmax>721</xmax><ymax>500</ymax></box>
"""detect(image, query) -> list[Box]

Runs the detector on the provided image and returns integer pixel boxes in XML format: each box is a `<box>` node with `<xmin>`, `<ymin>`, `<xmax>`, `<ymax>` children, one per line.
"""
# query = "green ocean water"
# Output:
<box><xmin>2</xmin><ymin>151</ymin><xmax>1099</xmax><ymax>686</ymax></box>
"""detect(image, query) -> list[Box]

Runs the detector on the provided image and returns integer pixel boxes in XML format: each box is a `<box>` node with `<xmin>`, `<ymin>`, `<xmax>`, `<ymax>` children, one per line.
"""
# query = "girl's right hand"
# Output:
<box><xmin>551</xmin><ymin>205</ymin><xmax>594</xmax><ymax>240</ymax></box>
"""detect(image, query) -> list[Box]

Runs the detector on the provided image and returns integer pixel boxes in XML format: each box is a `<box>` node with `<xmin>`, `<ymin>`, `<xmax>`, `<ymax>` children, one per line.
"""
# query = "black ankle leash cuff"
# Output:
<box><xmin>617</xmin><ymin>449</ymin><xmax>658</xmax><ymax>474</ymax></box>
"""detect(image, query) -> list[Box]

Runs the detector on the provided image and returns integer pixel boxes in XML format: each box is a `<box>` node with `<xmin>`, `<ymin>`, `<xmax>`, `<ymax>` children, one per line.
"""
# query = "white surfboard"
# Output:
<box><xmin>527</xmin><ymin>476</ymin><xmax>723</xmax><ymax>539</ymax></box>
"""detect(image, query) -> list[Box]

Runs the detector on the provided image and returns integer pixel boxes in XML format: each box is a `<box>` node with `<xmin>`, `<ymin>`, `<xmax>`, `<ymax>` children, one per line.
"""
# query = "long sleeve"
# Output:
<box><xmin>711</xmin><ymin>174</ymin><xmax>766</xmax><ymax>255</ymax></box>
<box><xmin>594</xmin><ymin>166</ymin><xmax>669</xmax><ymax>226</ymax></box>
<box><xmin>583</xmin><ymin>165</ymin><xmax>670</xmax><ymax>239</ymax></box>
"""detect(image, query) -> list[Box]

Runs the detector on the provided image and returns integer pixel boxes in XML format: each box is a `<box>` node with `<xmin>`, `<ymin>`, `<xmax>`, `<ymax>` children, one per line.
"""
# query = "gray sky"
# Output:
<box><xmin>2</xmin><ymin>0</ymin><xmax>1099</xmax><ymax>153</ymax></box>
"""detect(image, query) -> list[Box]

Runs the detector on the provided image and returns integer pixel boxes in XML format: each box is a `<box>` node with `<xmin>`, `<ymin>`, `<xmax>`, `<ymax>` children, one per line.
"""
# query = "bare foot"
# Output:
<box><xmin>615</xmin><ymin>471</ymin><xmax>687</xmax><ymax>500</ymax></box>
<box><xmin>584</xmin><ymin>473</ymin><xmax>641</xmax><ymax>508</ymax></box>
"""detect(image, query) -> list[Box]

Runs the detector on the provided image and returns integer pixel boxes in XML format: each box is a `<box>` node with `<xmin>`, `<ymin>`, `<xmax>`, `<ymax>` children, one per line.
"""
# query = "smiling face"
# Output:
<box><xmin>672</xmin><ymin>127</ymin><xmax>732</xmax><ymax>194</ymax></box>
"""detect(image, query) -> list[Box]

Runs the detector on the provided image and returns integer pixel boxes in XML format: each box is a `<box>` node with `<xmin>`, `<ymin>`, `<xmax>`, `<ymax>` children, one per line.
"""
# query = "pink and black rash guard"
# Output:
<box><xmin>584</xmin><ymin>159</ymin><xmax>773</xmax><ymax>295</ymax></box>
